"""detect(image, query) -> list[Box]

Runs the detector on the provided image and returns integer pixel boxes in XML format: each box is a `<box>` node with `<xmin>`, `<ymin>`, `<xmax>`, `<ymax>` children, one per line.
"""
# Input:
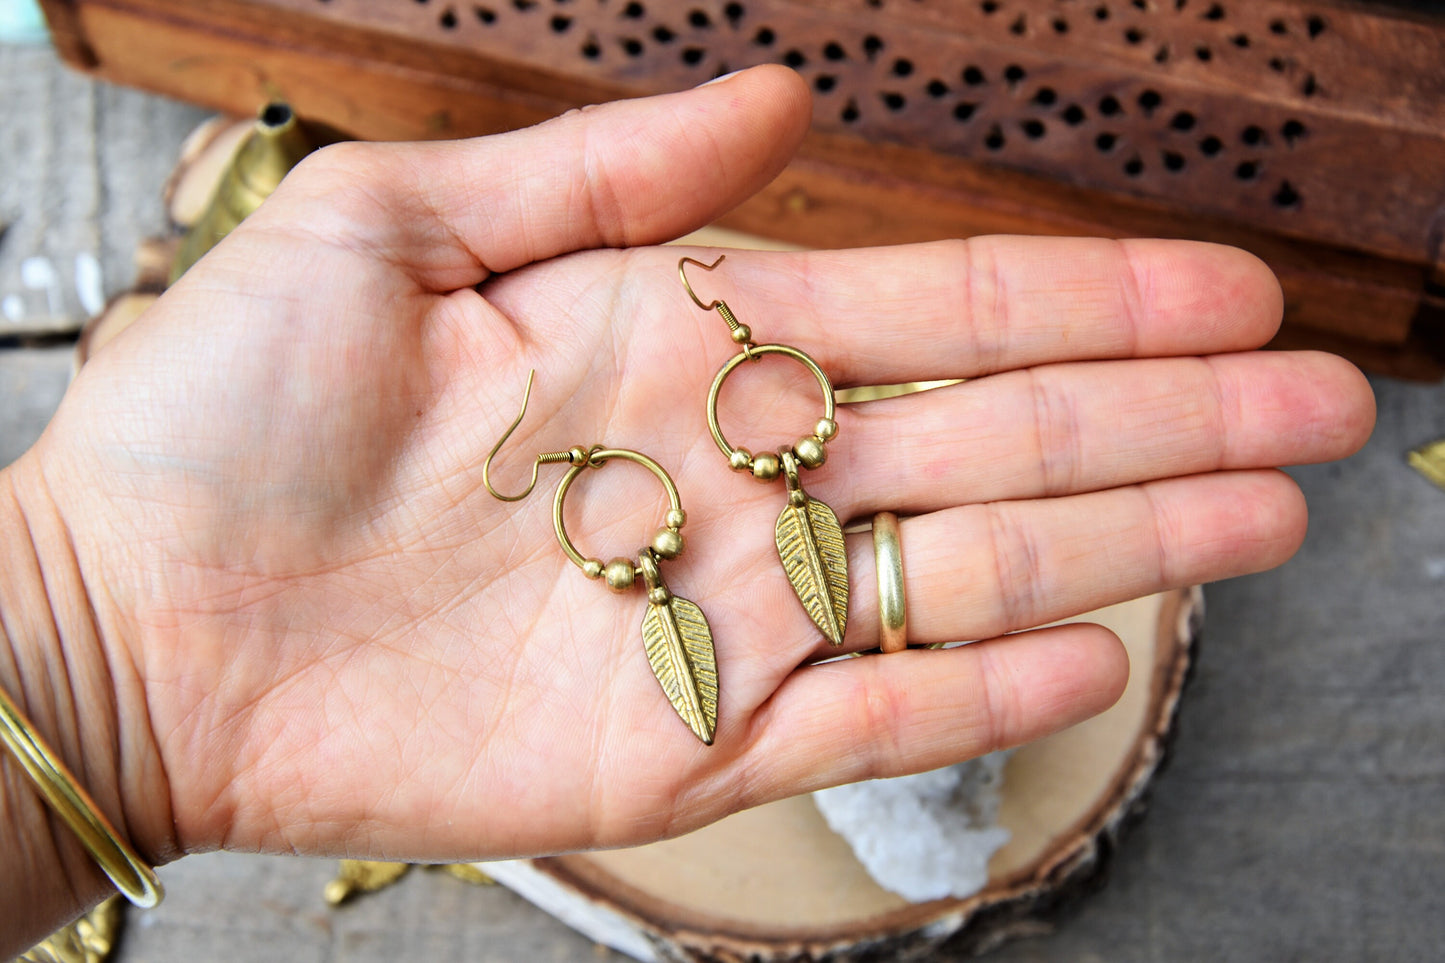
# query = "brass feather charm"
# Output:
<box><xmin>774</xmin><ymin>452</ymin><xmax>849</xmax><ymax>645</ymax></box>
<box><xmin>1408</xmin><ymin>438</ymin><xmax>1445</xmax><ymax>490</ymax></box>
<box><xmin>639</xmin><ymin>551</ymin><xmax>719</xmax><ymax>744</ymax></box>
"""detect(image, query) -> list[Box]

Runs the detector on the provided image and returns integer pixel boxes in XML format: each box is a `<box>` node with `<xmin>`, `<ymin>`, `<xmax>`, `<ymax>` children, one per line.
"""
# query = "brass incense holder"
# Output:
<box><xmin>169</xmin><ymin>102</ymin><xmax>312</xmax><ymax>283</ymax></box>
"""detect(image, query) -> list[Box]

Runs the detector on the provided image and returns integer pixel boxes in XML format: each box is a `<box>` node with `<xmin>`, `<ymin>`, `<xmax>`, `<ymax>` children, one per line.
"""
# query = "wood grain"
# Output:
<box><xmin>35</xmin><ymin>0</ymin><xmax>1445</xmax><ymax>377</ymax></box>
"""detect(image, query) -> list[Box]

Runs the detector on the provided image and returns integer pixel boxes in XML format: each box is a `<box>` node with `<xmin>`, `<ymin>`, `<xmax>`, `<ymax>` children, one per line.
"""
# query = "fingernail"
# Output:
<box><xmin>698</xmin><ymin>68</ymin><xmax>745</xmax><ymax>88</ymax></box>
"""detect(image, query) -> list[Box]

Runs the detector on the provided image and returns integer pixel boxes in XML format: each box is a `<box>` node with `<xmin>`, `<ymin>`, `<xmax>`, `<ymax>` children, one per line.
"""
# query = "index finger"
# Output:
<box><xmin>668</xmin><ymin>236</ymin><xmax>1284</xmax><ymax>384</ymax></box>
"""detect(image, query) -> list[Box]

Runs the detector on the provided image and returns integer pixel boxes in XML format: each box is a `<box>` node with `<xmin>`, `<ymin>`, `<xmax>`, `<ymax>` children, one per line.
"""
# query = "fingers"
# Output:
<box><xmin>671</xmin><ymin>236</ymin><xmax>1283</xmax><ymax>381</ymax></box>
<box><xmin>823</xmin><ymin>350</ymin><xmax>1374</xmax><ymax>515</ymax></box>
<box><xmin>266</xmin><ymin>66</ymin><xmax>811</xmax><ymax>290</ymax></box>
<box><xmin>796</xmin><ymin>468</ymin><xmax>1304</xmax><ymax>663</ymax></box>
<box><xmin>729</xmin><ymin>624</ymin><xmax>1128</xmax><ymax>802</ymax></box>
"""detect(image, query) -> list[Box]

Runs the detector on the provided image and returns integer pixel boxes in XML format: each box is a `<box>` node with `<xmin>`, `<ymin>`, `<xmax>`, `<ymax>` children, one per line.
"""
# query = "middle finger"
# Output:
<box><xmin>811</xmin><ymin>349</ymin><xmax>1370</xmax><ymax>517</ymax></box>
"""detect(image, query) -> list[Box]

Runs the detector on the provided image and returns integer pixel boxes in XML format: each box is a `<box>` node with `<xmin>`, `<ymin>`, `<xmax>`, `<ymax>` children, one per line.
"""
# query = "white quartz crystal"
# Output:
<box><xmin>812</xmin><ymin>752</ymin><xmax>1013</xmax><ymax>902</ymax></box>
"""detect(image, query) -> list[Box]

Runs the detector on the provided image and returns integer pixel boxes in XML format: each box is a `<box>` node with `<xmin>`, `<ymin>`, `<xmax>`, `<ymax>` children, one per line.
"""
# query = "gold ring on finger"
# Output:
<box><xmin>873</xmin><ymin>512</ymin><xmax>908</xmax><ymax>653</ymax></box>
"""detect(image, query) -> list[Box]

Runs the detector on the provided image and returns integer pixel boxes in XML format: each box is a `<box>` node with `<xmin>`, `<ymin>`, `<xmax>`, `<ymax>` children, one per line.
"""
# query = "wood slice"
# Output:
<box><xmin>482</xmin><ymin>587</ymin><xmax>1200</xmax><ymax>961</ymax></box>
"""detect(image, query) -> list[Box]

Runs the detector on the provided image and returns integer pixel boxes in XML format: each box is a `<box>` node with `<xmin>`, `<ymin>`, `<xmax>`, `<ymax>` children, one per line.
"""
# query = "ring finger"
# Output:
<box><xmin>795</xmin><ymin>467</ymin><xmax>1304</xmax><ymax>664</ymax></box>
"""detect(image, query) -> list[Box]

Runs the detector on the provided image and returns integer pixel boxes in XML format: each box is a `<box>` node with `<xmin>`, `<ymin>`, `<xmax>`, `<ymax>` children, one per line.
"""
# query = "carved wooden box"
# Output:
<box><xmin>41</xmin><ymin>0</ymin><xmax>1445</xmax><ymax>376</ymax></box>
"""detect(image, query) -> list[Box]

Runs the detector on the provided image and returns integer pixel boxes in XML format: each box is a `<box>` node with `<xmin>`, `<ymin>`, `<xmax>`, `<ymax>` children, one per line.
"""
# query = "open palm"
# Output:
<box><xmin>15</xmin><ymin>67</ymin><xmax>1372</xmax><ymax>867</ymax></box>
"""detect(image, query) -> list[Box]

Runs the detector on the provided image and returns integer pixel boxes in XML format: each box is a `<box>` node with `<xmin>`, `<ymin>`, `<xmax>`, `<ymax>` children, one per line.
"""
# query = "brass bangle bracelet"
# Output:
<box><xmin>873</xmin><ymin>512</ymin><xmax>908</xmax><ymax>653</ymax></box>
<box><xmin>0</xmin><ymin>684</ymin><xmax>164</xmax><ymax>908</ymax></box>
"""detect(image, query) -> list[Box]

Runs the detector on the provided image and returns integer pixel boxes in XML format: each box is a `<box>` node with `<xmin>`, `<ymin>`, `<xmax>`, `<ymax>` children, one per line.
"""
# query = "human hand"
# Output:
<box><xmin>3</xmin><ymin>66</ymin><xmax>1373</xmax><ymax>887</ymax></box>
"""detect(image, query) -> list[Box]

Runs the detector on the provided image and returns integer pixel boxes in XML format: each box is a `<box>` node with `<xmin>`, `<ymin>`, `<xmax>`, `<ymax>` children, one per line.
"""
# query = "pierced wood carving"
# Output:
<box><xmin>39</xmin><ymin>0</ymin><xmax>1445</xmax><ymax>376</ymax></box>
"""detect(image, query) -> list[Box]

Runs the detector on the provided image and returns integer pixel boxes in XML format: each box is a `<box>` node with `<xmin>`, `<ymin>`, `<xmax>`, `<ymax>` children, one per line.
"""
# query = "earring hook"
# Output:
<box><xmin>485</xmin><ymin>371</ymin><xmax>594</xmax><ymax>502</ymax></box>
<box><xmin>483</xmin><ymin>369</ymin><xmax>543</xmax><ymax>502</ymax></box>
<box><xmin>484</xmin><ymin>370</ymin><xmax>589</xmax><ymax>502</ymax></box>
<box><xmin>678</xmin><ymin>254</ymin><xmax>726</xmax><ymax>311</ymax></box>
<box><xmin>679</xmin><ymin>254</ymin><xmax>753</xmax><ymax>348</ymax></box>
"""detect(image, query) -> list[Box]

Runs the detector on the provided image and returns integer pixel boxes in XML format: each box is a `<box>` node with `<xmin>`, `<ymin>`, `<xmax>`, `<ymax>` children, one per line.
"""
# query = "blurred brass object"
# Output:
<box><xmin>836</xmin><ymin>380</ymin><xmax>963</xmax><ymax>404</ymax></box>
<box><xmin>323</xmin><ymin>860</ymin><xmax>411</xmax><ymax>906</ymax></box>
<box><xmin>1408</xmin><ymin>438</ymin><xmax>1445</xmax><ymax>490</ymax></box>
<box><xmin>19</xmin><ymin>897</ymin><xmax>122</xmax><ymax>963</ymax></box>
<box><xmin>323</xmin><ymin>860</ymin><xmax>497</xmax><ymax>907</ymax></box>
<box><xmin>169</xmin><ymin>102</ymin><xmax>312</xmax><ymax>283</ymax></box>
<box><xmin>436</xmin><ymin>863</ymin><xmax>496</xmax><ymax>886</ymax></box>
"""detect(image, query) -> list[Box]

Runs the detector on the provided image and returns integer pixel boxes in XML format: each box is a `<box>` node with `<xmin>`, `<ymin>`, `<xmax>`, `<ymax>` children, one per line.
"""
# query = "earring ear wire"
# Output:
<box><xmin>483</xmin><ymin>369</ymin><xmax>589</xmax><ymax>502</ymax></box>
<box><xmin>678</xmin><ymin>254</ymin><xmax>726</xmax><ymax>311</ymax></box>
<box><xmin>680</xmin><ymin>255</ymin><xmax>752</xmax><ymax>347</ymax></box>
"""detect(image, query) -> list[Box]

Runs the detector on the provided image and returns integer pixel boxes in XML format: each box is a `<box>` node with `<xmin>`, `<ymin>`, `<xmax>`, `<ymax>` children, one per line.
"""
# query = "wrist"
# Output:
<box><xmin>0</xmin><ymin>457</ymin><xmax>176</xmax><ymax>952</ymax></box>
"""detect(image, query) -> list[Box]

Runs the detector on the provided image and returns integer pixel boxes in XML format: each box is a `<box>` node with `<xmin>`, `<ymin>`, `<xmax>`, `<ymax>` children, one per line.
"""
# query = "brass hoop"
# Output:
<box><xmin>705</xmin><ymin>344</ymin><xmax>837</xmax><ymax>461</ymax></box>
<box><xmin>552</xmin><ymin>449</ymin><xmax>684</xmax><ymax>573</ymax></box>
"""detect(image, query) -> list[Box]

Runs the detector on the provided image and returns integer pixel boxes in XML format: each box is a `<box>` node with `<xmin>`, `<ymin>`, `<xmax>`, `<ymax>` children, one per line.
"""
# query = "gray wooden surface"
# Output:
<box><xmin>3</xmin><ymin>39</ymin><xmax>1443</xmax><ymax>963</ymax></box>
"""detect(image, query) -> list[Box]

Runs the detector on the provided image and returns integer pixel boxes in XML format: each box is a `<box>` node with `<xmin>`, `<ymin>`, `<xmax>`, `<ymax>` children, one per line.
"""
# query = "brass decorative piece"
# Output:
<box><xmin>169</xmin><ymin>102</ymin><xmax>313</xmax><ymax>283</ymax></box>
<box><xmin>322</xmin><ymin>861</ymin><xmax>494</xmax><ymax>906</ymax></box>
<box><xmin>682</xmin><ymin>255</ymin><xmax>849</xmax><ymax>645</ymax></box>
<box><xmin>483</xmin><ymin>371</ymin><xmax>719</xmax><ymax>745</ymax></box>
<box><xmin>1408</xmin><ymin>438</ymin><xmax>1445</xmax><ymax>491</ymax></box>
<box><xmin>18</xmin><ymin>898</ymin><xmax>122</xmax><ymax>963</ymax></box>
<box><xmin>835</xmin><ymin>380</ymin><xmax>963</xmax><ymax>405</ymax></box>
<box><xmin>323</xmin><ymin>860</ymin><xmax>412</xmax><ymax>906</ymax></box>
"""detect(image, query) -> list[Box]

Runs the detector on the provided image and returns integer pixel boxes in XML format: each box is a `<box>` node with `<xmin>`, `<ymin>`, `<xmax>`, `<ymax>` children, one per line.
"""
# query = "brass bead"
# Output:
<box><xmin>814</xmin><ymin>417</ymin><xmax>838</xmax><ymax>441</ymax></box>
<box><xmin>603</xmin><ymin>558</ymin><xmax>636</xmax><ymax>592</ymax></box>
<box><xmin>648</xmin><ymin>586</ymin><xmax>672</xmax><ymax>605</ymax></box>
<box><xmin>665</xmin><ymin>508</ymin><xmax>687</xmax><ymax>530</ymax></box>
<box><xmin>730</xmin><ymin>324</ymin><xmax>752</xmax><ymax>344</ymax></box>
<box><xmin>652</xmin><ymin>527</ymin><xmax>685</xmax><ymax>559</ymax></box>
<box><xmin>794</xmin><ymin>435</ymin><xmax>827</xmax><ymax>469</ymax></box>
<box><xmin>729</xmin><ymin>448</ymin><xmax>753</xmax><ymax>472</ymax></box>
<box><xmin>568</xmin><ymin>445</ymin><xmax>590</xmax><ymax>465</ymax></box>
<box><xmin>752</xmin><ymin>451</ymin><xmax>781</xmax><ymax>482</ymax></box>
<box><xmin>582</xmin><ymin>558</ymin><xmax>604</xmax><ymax>579</ymax></box>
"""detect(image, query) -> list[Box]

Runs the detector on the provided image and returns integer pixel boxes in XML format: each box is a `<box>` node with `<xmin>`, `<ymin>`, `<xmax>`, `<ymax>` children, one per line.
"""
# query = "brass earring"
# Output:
<box><xmin>484</xmin><ymin>371</ymin><xmax>719</xmax><ymax>745</ymax></box>
<box><xmin>679</xmin><ymin>255</ymin><xmax>849</xmax><ymax>647</ymax></box>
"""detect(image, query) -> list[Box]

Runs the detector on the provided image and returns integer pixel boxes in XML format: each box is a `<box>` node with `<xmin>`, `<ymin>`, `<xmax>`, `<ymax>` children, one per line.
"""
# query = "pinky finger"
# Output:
<box><xmin>728</xmin><ymin>623</ymin><xmax>1129</xmax><ymax>806</ymax></box>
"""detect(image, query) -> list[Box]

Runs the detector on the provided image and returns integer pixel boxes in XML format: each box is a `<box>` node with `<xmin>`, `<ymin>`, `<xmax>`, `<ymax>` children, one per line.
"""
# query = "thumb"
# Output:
<box><xmin>262</xmin><ymin>65</ymin><xmax>812</xmax><ymax>290</ymax></box>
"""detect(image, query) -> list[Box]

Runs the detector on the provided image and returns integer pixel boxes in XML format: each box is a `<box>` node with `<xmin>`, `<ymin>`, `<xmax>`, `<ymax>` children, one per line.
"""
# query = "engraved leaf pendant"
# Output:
<box><xmin>775</xmin><ymin>490</ymin><xmax>850</xmax><ymax>646</ymax></box>
<box><xmin>641</xmin><ymin>594</ymin><xmax>719</xmax><ymax>745</ymax></box>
